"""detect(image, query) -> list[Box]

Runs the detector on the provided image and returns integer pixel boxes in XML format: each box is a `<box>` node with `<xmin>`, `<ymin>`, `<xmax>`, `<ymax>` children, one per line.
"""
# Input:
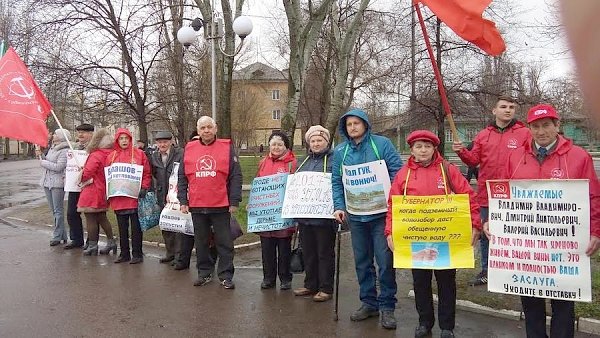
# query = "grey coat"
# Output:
<box><xmin>150</xmin><ymin>146</ymin><xmax>184</xmax><ymax>208</ymax></box>
<box><xmin>40</xmin><ymin>141</ymin><xmax>70</xmax><ymax>188</ymax></box>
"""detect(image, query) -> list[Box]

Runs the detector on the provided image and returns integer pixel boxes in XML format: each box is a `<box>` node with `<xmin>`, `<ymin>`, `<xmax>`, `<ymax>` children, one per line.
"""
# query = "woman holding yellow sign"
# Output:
<box><xmin>384</xmin><ymin>130</ymin><xmax>480</xmax><ymax>338</ymax></box>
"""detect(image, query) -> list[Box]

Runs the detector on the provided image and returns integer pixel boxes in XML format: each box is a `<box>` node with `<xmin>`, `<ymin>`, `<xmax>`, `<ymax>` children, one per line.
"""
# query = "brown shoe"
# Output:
<box><xmin>293</xmin><ymin>287</ymin><xmax>316</xmax><ymax>296</ymax></box>
<box><xmin>313</xmin><ymin>292</ymin><xmax>333</xmax><ymax>302</ymax></box>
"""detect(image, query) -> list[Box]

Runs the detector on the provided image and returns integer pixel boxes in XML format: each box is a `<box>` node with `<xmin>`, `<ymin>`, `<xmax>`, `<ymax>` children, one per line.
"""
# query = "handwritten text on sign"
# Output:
<box><xmin>486</xmin><ymin>179</ymin><xmax>591</xmax><ymax>302</ymax></box>
<box><xmin>391</xmin><ymin>194</ymin><xmax>473</xmax><ymax>269</ymax></box>
<box><xmin>281</xmin><ymin>172</ymin><xmax>334</xmax><ymax>219</ymax></box>
<box><xmin>247</xmin><ymin>173</ymin><xmax>293</xmax><ymax>232</ymax></box>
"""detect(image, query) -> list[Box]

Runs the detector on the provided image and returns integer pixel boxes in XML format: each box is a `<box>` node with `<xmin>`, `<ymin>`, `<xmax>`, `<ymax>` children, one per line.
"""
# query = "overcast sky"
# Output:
<box><xmin>239</xmin><ymin>0</ymin><xmax>573</xmax><ymax>81</ymax></box>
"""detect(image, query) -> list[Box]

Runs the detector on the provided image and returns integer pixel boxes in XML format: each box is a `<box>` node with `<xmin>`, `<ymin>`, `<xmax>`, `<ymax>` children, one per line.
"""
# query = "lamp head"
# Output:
<box><xmin>177</xmin><ymin>26</ymin><xmax>197</xmax><ymax>47</ymax></box>
<box><xmin>232</xmin><ymin>16</ymin><xmax>253</xmax><ymax>39</ymax></box>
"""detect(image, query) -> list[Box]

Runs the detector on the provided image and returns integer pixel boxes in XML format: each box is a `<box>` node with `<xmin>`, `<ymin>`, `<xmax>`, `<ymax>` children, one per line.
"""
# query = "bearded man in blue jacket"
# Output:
<box><xmin>332</xmin><ymin>108</ymin><xmax>403</xmax><ymax>330</ymax></box>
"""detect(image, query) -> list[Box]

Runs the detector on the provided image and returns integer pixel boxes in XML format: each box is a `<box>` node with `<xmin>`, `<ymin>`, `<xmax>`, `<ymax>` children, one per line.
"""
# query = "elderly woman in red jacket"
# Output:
<box><xmin>105</xmin><ymin>128</ymin><xmax>152</xmax><ymax>264</ymax></box>
<box><xmin>77</xmin><ymin>128</ymin><xmax>117</xmax><ymax>256</ymax></box>
<box><xmin>256</xmin><ymin>131</ymin><xmax>297</xmax><ymax>291</ymax></box>
<box><xmin>384</xmin><ymin>130</ymin><xmax>481</xmax><ymax>338</ymax></box>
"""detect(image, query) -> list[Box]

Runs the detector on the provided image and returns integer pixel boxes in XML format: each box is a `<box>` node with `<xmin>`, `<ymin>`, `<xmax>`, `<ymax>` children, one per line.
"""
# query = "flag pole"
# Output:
<box><xmin>413</xmin><ymin>3</ymin><xmax>460</xmax><ymax>143</ymax></box>
<box><xmin>50</xmin><ymin>109</ymin><xmax>75</xmax><ymax>151</ymax></box>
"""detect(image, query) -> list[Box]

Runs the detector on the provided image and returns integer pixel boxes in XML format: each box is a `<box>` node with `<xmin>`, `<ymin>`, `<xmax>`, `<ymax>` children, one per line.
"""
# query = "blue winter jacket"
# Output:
<box><xmin>331</xmin><ymin>109</ymin><xmax>403</xmax><ymax>222</ymax></box>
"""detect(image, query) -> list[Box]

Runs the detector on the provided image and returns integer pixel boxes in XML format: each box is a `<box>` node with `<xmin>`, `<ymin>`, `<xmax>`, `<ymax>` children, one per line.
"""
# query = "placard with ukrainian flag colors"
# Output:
<box><xmin>391</xmin><ymin>194</ymin><xmax>473</xmax><ymax>269</ymax></box>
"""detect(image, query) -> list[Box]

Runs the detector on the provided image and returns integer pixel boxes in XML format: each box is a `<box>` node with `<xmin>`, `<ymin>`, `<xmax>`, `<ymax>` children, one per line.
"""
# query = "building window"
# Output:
<box><xmin>445</xmin><ymin>129</ymin><xmax>453</xmax><ymax>143</ymax></box>
<box><xmin>237</xmin><ymin>90</ymin><xmax>246</xmax><ymax>99</ymax></box>
<box><xmin>272</xmin><ymin>89</ymin><xmax>280</xmax><ymax>100</ymax></box>
<box><xmin>272</xmin><ymin>109</ymin><xmax>281</xmax><ymax>120</ymax></box>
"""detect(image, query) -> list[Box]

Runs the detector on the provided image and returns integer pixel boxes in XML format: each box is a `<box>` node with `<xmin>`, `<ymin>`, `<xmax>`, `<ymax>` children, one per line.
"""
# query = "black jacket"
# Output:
<box><xmin>150</xmin><ymin>146</ymin><xmax>184</xmax><ymax>208</ymax></box>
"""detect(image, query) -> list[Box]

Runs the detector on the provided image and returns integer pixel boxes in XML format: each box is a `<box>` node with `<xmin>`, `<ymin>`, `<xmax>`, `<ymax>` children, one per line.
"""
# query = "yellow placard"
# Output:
<box><xmin>391</xmin><ymin>194</ymin><xmax>474</xmax><ymax>269</ymax></box>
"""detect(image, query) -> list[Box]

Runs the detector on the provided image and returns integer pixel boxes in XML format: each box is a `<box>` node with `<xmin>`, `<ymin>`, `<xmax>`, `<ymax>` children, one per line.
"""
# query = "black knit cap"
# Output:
<box><xmin>268</xmin><ymin>131</ymin><xmax>291</xmax><ymax>149</ymax></box>
<box><xmin>76</xmin><ymin>123</ymin><xmax>94</xmax><ymax>132</ymax></box>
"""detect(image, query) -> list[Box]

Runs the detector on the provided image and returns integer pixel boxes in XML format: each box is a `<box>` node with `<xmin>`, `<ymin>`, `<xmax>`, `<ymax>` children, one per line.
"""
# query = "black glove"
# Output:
<box><xmin>139</xmin><ymin>189</ymin><xmax>147</xmax><ymax>198</ymax></box>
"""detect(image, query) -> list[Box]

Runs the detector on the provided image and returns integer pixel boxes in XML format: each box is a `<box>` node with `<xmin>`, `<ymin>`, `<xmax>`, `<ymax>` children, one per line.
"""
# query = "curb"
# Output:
<box><xmin>407</xmin><ymin>290</ymin><xmax>600</xmax><ymax>334</ymax></box>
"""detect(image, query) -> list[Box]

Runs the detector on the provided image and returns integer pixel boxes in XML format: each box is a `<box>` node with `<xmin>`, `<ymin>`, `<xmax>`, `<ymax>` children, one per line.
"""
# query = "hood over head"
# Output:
<box><xmin>113</xmin><ymin>128</ymin><xmax>133</xmax><ymax>150</ymax></box>
<box><xmin>338</xmin><ymin>108</ymin><xmax>371</xmax><ymax>142</ymax></box>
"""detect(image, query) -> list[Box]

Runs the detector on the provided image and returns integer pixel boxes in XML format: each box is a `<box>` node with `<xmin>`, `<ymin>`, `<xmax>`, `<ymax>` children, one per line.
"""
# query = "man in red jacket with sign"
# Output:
<box><xmin>496</xmin><ymin>104</ymin><xmax>600</xmax><ymax>338</ymax></box>
<box><xmin>453</xmin><ymin>96</ymin><xmax>530</xmax><ymax>286</ymax></box>
<box><xmin>178</xmin><ymin>116</ymin><xmax>242</xmax><ymax>289</ymax></box>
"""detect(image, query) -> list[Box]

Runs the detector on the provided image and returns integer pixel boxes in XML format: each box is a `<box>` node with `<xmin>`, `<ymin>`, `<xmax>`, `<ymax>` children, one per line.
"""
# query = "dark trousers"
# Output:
<box><xmin>66</xmin><ymin>192</ymin><xmax>84</xmax><ymax>244</ymax></box>
<box><xmin>521</xmin><ymin>296</ymin><xmax>574</xmax><ymax>338</ymax></box>
<box><xmin>161</xmin><ymin>230</ymin><xmax>177</xmax><ymax>258</ymax></box>
<box><xmin>299</xmin><ymin>223</ymin><xmax>336</xmax><ymax>294</ymax></box>
<box><xmin>116</xmin><ymin>213</ymin><xmax>143</xmax><ymax>258</ymax></box>
<box><xmin>260</xmin><ymin>236</ymin><xmax>292</xmax><ymax>284</ymax></box>
<box><xmin>177</xmin><ymin>233</ymin><xmax>195</xmax><ymax>267</ymax></box>
<box><xmin>191</xmin><ymin>212</ymin><xmax>234</xmax><ymax>281</ymax></box>
<box><xmin>412</xmin><ymin>269</ymin><xmax>456</xmax><ymax>330</ymax></box>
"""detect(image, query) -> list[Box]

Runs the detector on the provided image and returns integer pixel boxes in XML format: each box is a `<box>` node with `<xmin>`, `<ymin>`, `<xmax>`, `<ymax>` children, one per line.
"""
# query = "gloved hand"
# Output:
<box><xmin>139</xmin><ymin>189</ymin><xmax>147</xmax><ymax>198</ymax></box>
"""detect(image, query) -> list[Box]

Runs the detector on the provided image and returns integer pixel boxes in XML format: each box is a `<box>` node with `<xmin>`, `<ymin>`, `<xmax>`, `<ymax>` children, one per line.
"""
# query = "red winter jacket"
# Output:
<box><xmin>505</xmin><ymin>135</ymin><xmax>600</xmax><ymax>237</ymax></box>
<box><xmin>78</xmin><ymin>148</ymin><xmax>112</xmax><ymax>210</ymax></box>
<box><xmin>457</xmin><ymin>120</ymin><xmax>530</xmax><ymax>207</ymax></box>
<box><xmin>385</xmin><ymin>152</ymin><xmax>481</xmax><ymax>237</ymax></box>
<box><xmin>104</xmin><ymin>128</ymin><xmax>152</xmax><ymax>211</ymax></box>
<box><xmin>256</xmin><ymin>150</ymin><xmax>298</xmax><ymax>238</ymax></box>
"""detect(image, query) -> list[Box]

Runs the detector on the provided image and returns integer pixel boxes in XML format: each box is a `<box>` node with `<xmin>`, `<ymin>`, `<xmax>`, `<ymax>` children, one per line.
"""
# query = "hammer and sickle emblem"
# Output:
<box><xmin>8</xmin><ymin>76</ymin><xmax>35</xmax><ymax>99</ymax></box>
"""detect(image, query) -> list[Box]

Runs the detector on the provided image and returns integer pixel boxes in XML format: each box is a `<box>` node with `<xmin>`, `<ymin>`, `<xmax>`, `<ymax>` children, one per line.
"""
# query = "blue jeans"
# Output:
<box><xmin>44</xmin><ymin>187</ymin><xmax>67</xmax><ymax>241</ymax></box>
<box><xmin>480</xmin><ymin>207</ymin><xmax>489</xmax><ymax>272</ymax></box>
<box><xmin>349</xmin><ymin>217</ymin><xmax>397</xmax><ymax>311</ymax></box>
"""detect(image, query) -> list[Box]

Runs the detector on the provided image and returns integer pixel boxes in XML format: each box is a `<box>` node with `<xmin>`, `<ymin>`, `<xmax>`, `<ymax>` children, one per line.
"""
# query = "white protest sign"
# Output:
<box><xmin>158</xmin><ymin>162</ymin><xmax>194</xmax><ymax>235</ymax></box>
<box><xmin>281</xmin><ymin>172</ymin><xmax>334</xmax><ymax>219</ymax></box>
<box><xmin>487</xmin><ymin>179</ymin><xmax>591</xmax><ymax>302</ymax></box>
<box><xmin>342</xmin><ymin>160</ymin><xmax>391</xmax><ymax>215</ymax></box>
<box><xmin>104</xmin><ymin>163</ymin><xmax>143</xmax><ymax>199</ymax></box>
<box><xmin>64</xmin><ymin>150</ymin><xmax>89</xmax><ymax>192</ymax></box>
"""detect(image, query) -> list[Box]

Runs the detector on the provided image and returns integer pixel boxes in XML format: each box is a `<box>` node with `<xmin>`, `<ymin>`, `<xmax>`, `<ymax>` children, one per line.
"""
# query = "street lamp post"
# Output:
<box><xmin>177</xmin><ymin>12</ymin><xmax>253</xmax><ymax>123</ymax></box>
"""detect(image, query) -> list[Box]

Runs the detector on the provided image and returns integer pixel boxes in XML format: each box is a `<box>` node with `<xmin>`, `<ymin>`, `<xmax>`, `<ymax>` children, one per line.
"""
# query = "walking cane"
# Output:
<box><xmin>334</xmin><ymin>222</ymin><xmax>343</xmax><ymax>321</ymax></box>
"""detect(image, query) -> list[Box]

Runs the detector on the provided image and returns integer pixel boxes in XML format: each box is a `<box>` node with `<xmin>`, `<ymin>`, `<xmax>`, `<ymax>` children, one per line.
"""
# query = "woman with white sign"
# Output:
<box><xmin>37</xmin><ymin>128</ymin><xmax>71</xmax><ymax>246</ymax></box>
<box><xmin>256</xmin><ymin>131</ymin><xmax>297</xmax><ymax>291</ymax></box>
<box><xmin>77</xmin><ymin>128</ymin><xmax>117</xmax><ymax>256</ymax></box>
<box><xmin>384</xmin><ymin>130</ymin><xmax>481</xmax><ymax>338</ymax></box>
<box><xmin>105</xmin><ymin>128</ymin><xmax>152</xmax><ymax>264</ymax></box>
<box><xmin>291</xmin><ymin>125</ymin><xmax>336</xmax><ymax>302</ymax></box>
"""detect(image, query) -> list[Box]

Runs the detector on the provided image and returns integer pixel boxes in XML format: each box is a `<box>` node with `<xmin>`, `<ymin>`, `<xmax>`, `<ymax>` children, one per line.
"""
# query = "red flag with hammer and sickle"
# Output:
<box><xmin>0</xmin><ymin>47</ymin><xmax>52</xmax><ymax>147</ymax></box>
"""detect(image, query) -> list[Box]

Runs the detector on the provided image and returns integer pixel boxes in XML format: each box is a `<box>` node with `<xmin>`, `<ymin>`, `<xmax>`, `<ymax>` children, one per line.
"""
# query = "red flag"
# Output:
<box><xmin>0</xmin><ymin>47</ymin><xmax>52</xmax><ymax>147</ymax></box>
<box><xmin>416</xmin><ymin>0</ymin><xmax>506</xmax><ymax>56</ymax></box>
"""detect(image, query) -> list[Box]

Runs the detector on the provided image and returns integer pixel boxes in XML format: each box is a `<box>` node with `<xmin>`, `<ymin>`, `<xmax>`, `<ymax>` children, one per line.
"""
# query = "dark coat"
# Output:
<box><xmin>150</xmin><ymin>146</ymin><xmax>184</xmax><ymax>208</ymax></box>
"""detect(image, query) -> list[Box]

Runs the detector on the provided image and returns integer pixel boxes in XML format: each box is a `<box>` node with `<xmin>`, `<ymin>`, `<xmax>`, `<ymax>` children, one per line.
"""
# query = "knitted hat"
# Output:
<box><xmin>305</xmin><ymin>125</ymin><xmax>330</xmax><ymax>144</ymax></box>
<box><xmin>406</xmin><ymin>130</ymin><xmax>440</xmax><ymax>147</ymax></box>
<box><xmin>54</xmin><ymin>129</ymin><xmax>71</xmax><ymax>141</ymax></box>
<box><xmin>268</xmin><ymin>131</ymin><xmax>290</xmax><ymax>149</ymax></box>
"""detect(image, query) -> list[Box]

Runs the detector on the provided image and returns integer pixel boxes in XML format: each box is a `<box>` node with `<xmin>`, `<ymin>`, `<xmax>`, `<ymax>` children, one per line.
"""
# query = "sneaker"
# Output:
<box><xmin>193</xmin><ymin>275</ymin><xmax>213</xmax><ymax>287</ymax></box>
<box><xmin>440</xmin><ymin>330</ymin><xmax>455</xmax><ymax>338</ymax></box>
<box><xmin>415</xmin><ymin>325</ymin><xmax>432</xmax><ymax>338</ymax></box>
<box><xmin>469</xmin><ymin>271</ymin><xmax>488</xmax><ymax>286</ymax></box>
<box><xmin>350</xmin><ymin>305</ymin><xmax>379</xmax><ymax>321</ymax></box>
<box><xmin>261</xmin><ymin>280</ymin><xmax>275</xmax><ymax>289</ymax></box>
<box><xmin>380</xmin><ymin>310</ymin><xmax>397</xmax><ymax>330</ymax></box>
<box><xmin>280</xmin><ymin>281</ymin><xmax>292</xmax><ymax>290</ymax></box>
<box><xmin>221</xmin><ymin>279</ymin><xmax>235</xmax><ymax>289</ymax></box>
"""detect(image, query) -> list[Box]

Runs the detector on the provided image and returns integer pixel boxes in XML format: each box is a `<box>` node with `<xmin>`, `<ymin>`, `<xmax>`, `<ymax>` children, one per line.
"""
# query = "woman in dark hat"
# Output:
<box><xmin>254</xmin><ymin>131</ymin><xmax>297</xmax><ymax>291</ymax></box>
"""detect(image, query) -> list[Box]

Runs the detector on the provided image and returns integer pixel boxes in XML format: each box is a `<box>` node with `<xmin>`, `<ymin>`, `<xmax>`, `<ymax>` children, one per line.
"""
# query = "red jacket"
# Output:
<box><xmin>457</xmin><ymin>120</ymin><xmax>530</xmax><ymax>207</ymax></box>
<box><xmin>256</xmin><ymin>150</ymin><xmax>298</xmax><ymax>238</ymax></box>
<box><xmin>385</xmin><ymin>152</ymin><xmax>481</xmax><ymax>237</ymax></box>
<box><xmin>104</xmin><ymin>128</ymin><xmax>152</xmax><ymax>211</ymax></box>
<box><xmin>505</xmin><ymin>135</ymin><xmax>600</xmax><ymax>237</ymax></box>
<box><xmin>78</xmin><ymin>148</ymin><xmax>112</xmax><ymax>210</ymax></box>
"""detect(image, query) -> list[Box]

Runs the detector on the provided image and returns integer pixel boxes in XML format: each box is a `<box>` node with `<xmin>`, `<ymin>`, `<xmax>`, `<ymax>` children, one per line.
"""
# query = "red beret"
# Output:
<box><xmin>406</xmin><ymin>130</ymin><xmax>440</xmax><ymax>147</ymax></box>
<box><xmin>527</xmin><ymin>104</ymin><xmax>560</xmax><ymax>123</ymax></box>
